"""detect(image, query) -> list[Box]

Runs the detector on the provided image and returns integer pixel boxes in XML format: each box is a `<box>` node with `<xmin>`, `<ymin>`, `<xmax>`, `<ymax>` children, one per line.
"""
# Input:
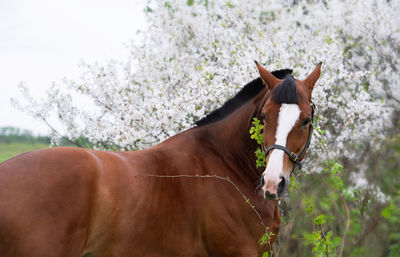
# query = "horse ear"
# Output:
<box><xmin>303</xmin><ymin>62</ymin><xmax>322</xmax><ymax>91</ymax></box>
<box><xmin>255</xmin><ymin>61</ymin><xmax>282</xmax><ymax>90</ymax></box>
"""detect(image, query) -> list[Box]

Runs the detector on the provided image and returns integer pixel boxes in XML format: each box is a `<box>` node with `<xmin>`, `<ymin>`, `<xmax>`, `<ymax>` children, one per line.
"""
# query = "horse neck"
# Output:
<box><xmin>200</xmin><ymin>93</ymin><xmax>266</xmax><ymax>181</ymax></box>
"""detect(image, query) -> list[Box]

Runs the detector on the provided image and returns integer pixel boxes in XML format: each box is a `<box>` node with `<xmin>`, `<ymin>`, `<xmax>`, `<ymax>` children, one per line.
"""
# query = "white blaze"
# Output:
<box><xmin>263</xmin><ymin>104</ymin><xmax>300</xmax><ymax>184</ymax></box>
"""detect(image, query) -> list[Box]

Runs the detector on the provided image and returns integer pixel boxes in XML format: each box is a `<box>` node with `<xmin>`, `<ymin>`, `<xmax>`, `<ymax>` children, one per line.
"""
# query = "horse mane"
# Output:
<box><xmin>195</xmin><ymin>69</ymin><xmax>293</xmax><ymax>126</ymax></box>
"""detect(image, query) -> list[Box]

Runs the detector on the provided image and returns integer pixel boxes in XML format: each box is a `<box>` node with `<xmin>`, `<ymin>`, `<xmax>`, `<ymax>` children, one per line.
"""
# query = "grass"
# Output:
<box><xmin>0</xmin><ymin>142</ymin><xmax>50</xmax><ymax>162</ymax></box>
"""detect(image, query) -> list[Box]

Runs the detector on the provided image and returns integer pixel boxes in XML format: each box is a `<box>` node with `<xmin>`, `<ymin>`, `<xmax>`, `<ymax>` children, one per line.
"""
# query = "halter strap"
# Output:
<box><xmin>265</xmin><ymin>144</ymin><xmax>303</xmax><ymax>169</ymax></box>
<box><xmin>263</xmin><ymin>102</ymin><xmax>315</xmax><ymax>170</ymax></box>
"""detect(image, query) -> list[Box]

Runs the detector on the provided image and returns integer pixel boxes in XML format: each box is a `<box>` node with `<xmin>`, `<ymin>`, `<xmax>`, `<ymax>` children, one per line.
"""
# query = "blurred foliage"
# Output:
<box><xmin>278</xmin><ymin>135</ymin><xmax>400</xmax><ymax>256</ymax></box>
<box><xmin>0</xmin><ymin>127</ymin><xmax>84</xmax><ymax>162</ymax></box>
<box><xmin>0</xmin><ymin>126</ymin><xmax>134</xmax><ymax>162</ymax></box>
<box><xmin>0</xmin><ymin>127</ymin><xmax>50</xmax><ymax>162</ymax></box>
<box><xmin>250</xmin><ymin>115</ymin><xmax>400</xmax><ymax>256</ymax></box>
<box><xmin>0</xmin><ymin>126</ymin><xmax>50</xmax><ymax>144</ymax></box>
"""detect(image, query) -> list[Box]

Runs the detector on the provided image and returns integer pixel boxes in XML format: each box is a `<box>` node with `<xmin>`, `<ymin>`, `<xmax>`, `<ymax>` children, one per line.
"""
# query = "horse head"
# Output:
<box><xmin>255</xmin><ymin>61</ymin><xmax>321</xmax><ymax>200</ymax></box>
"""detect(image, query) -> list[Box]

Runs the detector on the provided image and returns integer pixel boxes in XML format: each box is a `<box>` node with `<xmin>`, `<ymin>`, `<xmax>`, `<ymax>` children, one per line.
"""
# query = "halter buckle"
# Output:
<box><xmin>290</xmin><ymin>152</ymin><xmax>298</xmax><ymax>162</ymax></box>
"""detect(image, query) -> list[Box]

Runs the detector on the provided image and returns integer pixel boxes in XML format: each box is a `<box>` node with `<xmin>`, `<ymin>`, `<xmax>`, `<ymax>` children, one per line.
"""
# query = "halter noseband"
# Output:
<box><xmin>262</xmin><ymin>102</ymin><xmax>315</xmax><ymax>170</ymax></box>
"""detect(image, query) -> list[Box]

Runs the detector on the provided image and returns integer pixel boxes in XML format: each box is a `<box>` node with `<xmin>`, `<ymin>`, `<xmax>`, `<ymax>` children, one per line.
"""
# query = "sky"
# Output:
<box><xmin>0</xmin><ymin>0</ymin><xmax>146</xmax><ymax>135</ymax></box>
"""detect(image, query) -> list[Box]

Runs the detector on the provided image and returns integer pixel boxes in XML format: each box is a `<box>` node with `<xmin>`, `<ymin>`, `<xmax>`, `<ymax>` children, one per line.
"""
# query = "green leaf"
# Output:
<box><xmin>164</xmin><ymin>1</ymin><xmax>172</xmax><ymax>9</ymax></box>
<box><xmin>324</xmin><ymin>35</ymin><xmax>334</xmax><ymax>44</ymax></box>
<box><xmin>144</xmin><ymin>6</ymin><xmax>153</xmax><ymax>13</ymax></box>
<box><xmin>226</xmin><ymin>1</ymin><xmax>235</xmax><ymax>8</ymax></box>
<box><xmin>382</xmin><ymin>201</ymin><xmax>396</xmax><ymax>219</ymax></box>
<box><xmin>304</xmin><ymin>197</ymin><xmax>314</xmax><ymax>213</ymax></box>
<box><xmin>314</xmin><ymin>214</ymin><xmax>326</xmax><ymax>225</ymax></box>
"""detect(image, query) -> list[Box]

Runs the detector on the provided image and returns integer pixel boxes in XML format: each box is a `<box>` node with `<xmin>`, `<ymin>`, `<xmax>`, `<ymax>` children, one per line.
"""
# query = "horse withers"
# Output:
<box><xmin>0</xmin><ymin>62</ymin><xmax>321</xmax><ymax>256</ymax></box>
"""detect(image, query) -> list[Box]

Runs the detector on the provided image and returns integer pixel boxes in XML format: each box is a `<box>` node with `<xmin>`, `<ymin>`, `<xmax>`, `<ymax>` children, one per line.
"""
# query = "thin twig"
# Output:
<box><xmin>316</xmin><ymin>221</ymin><xmax>329</xmax><ymax>257</ymax></box>
<box><xmin>345</xmin><ymin>204</ymin><xmax>384</xmax><ymax>255</ymax></box>
<box><xmin>135</xmin><ymin>173</ymin><xmax>267</xmax><ymax>230</ymax></box>
<box><xmin>338</xmin><ymin>197</ymin><xmax>350</xmax><ymax>257</ymax></box>
<box><xmin>360</xmin><ymin>186</ymin><xmax>370</xmax><ymax>230</ymax></box>
<box><xmin>41</xmin><ymin>117</ymin><xmax>85</xmax><ymax>148</ymax></box>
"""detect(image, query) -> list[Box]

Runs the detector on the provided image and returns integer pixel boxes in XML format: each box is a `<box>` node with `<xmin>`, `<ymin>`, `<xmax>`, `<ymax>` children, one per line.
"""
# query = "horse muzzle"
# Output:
<box><xmin>261</xmin><ymin>174</ymin><xmax>288</xmax><ymax>200</ymax></box>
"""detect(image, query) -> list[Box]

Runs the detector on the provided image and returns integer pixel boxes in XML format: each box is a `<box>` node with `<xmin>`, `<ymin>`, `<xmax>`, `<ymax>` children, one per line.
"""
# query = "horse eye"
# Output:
<box><xmin>261</xmin><ymin>113</ymin><xmax>266</xmax><ymax>121</ymax></box>
<box><xmin>302</xmin><ymin>117</ymin><xmax>311</xmax><ymax>126</ymax></box>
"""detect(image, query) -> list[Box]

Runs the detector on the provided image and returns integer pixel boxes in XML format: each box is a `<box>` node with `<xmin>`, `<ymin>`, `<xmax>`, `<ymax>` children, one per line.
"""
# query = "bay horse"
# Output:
<box><xmin>0</xmin><ymin>62</ymin><xmax>321</xmax><ymax>257</ymax></box>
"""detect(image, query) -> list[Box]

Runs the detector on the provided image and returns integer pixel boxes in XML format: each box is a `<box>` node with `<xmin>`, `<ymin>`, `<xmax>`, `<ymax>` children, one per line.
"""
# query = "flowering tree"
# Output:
<box><xmin>13</xmin><ymin>0</ymin><xmax>400</xmax><ymax>255</ymax></box>
<box><xmin>14</xmin><ymin>0</ymin><xmax>398</xmax><ymax>156</ymax></box>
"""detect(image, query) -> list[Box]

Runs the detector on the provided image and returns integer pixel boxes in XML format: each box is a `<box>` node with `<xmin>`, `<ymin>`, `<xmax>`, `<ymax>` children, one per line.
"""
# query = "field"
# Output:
<box><xmin>0</xmin><ymin>142</ymin><xmax>49</xmax><ymax>162</ymax></box>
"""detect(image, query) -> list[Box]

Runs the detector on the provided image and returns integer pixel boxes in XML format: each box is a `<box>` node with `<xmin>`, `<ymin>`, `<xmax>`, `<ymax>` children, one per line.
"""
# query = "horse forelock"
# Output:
<box><xmin>271</xmin><ymin>75</ymin><xmax>299</xmax><ymax>104</ymax></box>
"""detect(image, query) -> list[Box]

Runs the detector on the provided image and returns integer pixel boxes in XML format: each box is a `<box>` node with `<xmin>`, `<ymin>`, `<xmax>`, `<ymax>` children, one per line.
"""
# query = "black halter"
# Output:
<box><xmin>263</xmin><ymin>102</ymin><xmax>315</xmax><ymax>170</ymax></box>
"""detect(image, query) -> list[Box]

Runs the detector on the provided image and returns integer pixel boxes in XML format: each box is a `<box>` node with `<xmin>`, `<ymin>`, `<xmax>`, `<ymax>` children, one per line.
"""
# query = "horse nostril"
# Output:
<box><xmin>265</xmin><ymin>190</ymin><xmax>277</xmax><ymax>200</ymax></box>
<box><xmin>260</xmin><ymin>176</ymin><xmax>265</xmax><ymax>187</ymax></box>
<box><xmin>277</xmin><ymin>176</ymin><xmax>286</xmax><ymax>195</ymax></box>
